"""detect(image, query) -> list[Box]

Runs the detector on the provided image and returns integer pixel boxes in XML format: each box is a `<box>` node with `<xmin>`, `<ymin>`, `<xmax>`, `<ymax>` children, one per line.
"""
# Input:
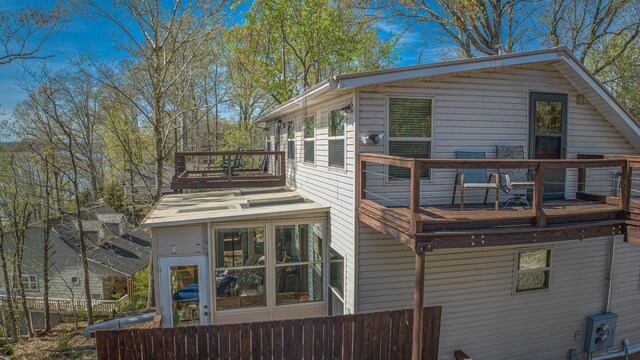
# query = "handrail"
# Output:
<box><xmin>175</xmin><ymin>150</ymin><xmax>283</xmax><ymax>156</ymax></box>
<box><xmin>359</xmin><ymin>153</ymin><xmax>633</xmax><ymax>235</ymax></box>
<box><xmin>360</xmin><ymin>153</ymin><xmax>626</xmax><ymax>169</ymax></box>
<box><xmin>172</xmin><ymin>150</ymin><xmax>286</xmax><ymax>190</ymax></box>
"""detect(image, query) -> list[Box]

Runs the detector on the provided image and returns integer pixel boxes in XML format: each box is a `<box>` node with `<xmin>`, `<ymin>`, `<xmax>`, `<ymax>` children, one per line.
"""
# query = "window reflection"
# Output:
<box><xmin>215</xmin><ymin>228</ymin><xmax>265</xmax><ymax>268</ymax></box>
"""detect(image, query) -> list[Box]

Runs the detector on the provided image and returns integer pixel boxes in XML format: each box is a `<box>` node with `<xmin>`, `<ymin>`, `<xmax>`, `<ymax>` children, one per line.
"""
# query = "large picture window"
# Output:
<box><xmin>514</xmin><ymin>248</ymin><xmax>551</xmax><ymax>293</ymax></box>
<box><xmin>213</xmin><ymin>222</ymin><xmax>325</xmax><ymax>312</ymax></box>
<box><xmin>387</xmin><ymin>97</ymin><xmax>432</xmax><ymax>180</ymax></box>
<box><xmin>287</xmin><ymin>121</ymin><xmax>295</xmax><ymax>160</ymax></box>
<box><xmin>304</xmin><ymin>115</ymin><xmax>315</xmax><ymax>164</ymax></box>
<box><xmin>328</xmin><ymin>109</ymin><xmax>345</xmax><ymax>168</ymax></box>
<box><xmin>214</xmin><ymin>227</ymin><xmax>267</xmax><ymax>310</ymax></box>
<box><xmin>274</xmin><ymin>224</ymin><xmax>323</xmax><ymax>305</ymax></box>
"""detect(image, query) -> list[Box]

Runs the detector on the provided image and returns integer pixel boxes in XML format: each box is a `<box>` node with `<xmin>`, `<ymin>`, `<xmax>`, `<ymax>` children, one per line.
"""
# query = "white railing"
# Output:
<box><xmin>0</xmin><ymin>294</ymin><xmax>130</xmax><ymax>314</ymax></box>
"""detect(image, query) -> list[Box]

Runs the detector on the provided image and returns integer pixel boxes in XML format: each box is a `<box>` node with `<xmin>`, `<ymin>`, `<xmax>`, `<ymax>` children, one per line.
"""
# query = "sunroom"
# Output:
<box><xmin>142</xmin><ymin>187</ymin><xmax>337</xmax><ymax>327</ymax></box>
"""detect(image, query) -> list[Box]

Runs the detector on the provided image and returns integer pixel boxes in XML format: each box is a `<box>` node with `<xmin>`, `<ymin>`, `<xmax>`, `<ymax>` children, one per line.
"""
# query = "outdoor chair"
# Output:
<box><xmin>221</xmin><ymin>146</ymin><xmax>244</xmax><ymax>175</ymax></box>
<box><xmin>496</xmin><ymin>145</ymin><xmax>535</xmax><ymax>207</ymax></box>
<box><xmin>451</xmin><ymin>151</ymin><xmax>500</xmax><ymax>210</ymax></box>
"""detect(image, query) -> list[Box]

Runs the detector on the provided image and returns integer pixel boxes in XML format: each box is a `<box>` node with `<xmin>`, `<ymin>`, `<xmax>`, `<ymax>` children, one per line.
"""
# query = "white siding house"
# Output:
<box><xmin>145</xmin><ymin>47</ymin><xmax>640</xmax><ymax>359</ymax></box>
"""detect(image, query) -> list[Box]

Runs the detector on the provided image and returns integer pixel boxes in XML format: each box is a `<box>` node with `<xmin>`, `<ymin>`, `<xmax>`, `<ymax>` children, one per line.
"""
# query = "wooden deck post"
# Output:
<box><xmin>533</xmin><ymin>164</ymin><xmax>546</xmax><ymax>227</ymax></box>
<box><xmin>620</xmin><ymin>160</ymin><xmax>631</xmax><ymax>211</ymax></box>
<box><xmin>358</xmin><ymin>157</ymin><xmax>367</xmax><ymax>207</ymax></box>
<box><xmin>412</xmin><ymin>252</ymin><xmax>425</xmax><ymax>360</ymax></box>
<box><xmin>410</xmin><ymin>160</ymin><xmax>421</xmax><ymax>234</ymax></box>
<box><xmin>227</xmin><ymin>154</ymin><xmax>232</xmax><ymax>182</ymax></box>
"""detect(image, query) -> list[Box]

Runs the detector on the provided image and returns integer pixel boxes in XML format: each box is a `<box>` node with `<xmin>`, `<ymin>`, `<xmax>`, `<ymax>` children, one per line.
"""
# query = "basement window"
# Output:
<box><xmin>514</xmin><ymin>248</ymin><xmax>551</xmax><ymax>293</ymax></box>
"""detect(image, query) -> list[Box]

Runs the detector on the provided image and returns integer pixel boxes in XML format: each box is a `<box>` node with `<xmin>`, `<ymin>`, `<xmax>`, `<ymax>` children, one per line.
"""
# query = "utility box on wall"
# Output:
<box><xmin>584</xmin><ymin>312</ymin><xmax>617</xmax><ymax>353</ymax></box>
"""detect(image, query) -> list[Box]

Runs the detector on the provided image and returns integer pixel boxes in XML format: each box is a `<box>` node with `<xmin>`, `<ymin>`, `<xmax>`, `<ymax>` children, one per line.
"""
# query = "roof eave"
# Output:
<box><xmin>334</xmin><ymin>47</ymin><xmax>568</xmax><ymax>88</ymax></box>
<box><xmin>254</xmin><ymin>80</ymin><xmax>336</xmax><ymax>123</ymax></box>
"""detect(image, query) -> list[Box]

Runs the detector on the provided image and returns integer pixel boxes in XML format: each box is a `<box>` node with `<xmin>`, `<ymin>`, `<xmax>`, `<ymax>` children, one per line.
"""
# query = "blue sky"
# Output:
<box><xmin>0</xmin><ymin>1</ymin><xmax>441</xmax><ymax>123</ymax></box>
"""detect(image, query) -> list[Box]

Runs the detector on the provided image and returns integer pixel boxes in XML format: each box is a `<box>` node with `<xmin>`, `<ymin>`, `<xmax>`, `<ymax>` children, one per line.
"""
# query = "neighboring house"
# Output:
<box><xmin>121</xmin><ymin>164</ymin><xmax>174</xmax><ymax>200</ymax></box>
<box><xmin>1</xmin><ymin>205</ymin><xmax>150</xmax><ymax>311</ymax></box>
<box><xmin>142</xmin><ymin>47</ymin><xmax>640</xmax><ymax>359</ymax></box>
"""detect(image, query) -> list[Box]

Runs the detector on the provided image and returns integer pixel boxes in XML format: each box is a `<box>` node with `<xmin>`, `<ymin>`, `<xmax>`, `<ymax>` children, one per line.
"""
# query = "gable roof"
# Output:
<box><xmin>255</xmin><ymin>47</ymin><xmax>640</xmax><ymax>151</ymax></box>
<box><xmin>53</xmin><ymin>210</ymin><xmax>151</xmax><ymax>277</ymax></box>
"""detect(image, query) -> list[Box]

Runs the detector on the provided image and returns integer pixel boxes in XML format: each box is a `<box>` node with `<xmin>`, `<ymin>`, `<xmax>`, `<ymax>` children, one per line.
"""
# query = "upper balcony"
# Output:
<box><xmin>358</xmin><ymin>153</ymin><xmax>640</xmax><ymax>253</ymax></box>
<box><xmin>171</xmin><ymin>150</ymin><xmax>285</xmax><ymax>191</ymax></box>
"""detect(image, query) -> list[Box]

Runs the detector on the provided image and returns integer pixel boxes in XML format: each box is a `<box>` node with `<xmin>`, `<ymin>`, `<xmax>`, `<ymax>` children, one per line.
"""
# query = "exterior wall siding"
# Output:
<box><xmin>354</xmin><ymin>62</ymin><xmax>640</xmax><ymax>359</ymax></box>
<box><xmin>0</xmin><ymin>227</ymin><xmax>123</xmax><ymax>301</ymax></box>
<box><xmin>356</xmin><ymin>62</ymin><xmax>637</xmax><ymax>206</ymax></box>
<box><xmin>271</xmin><ymin>91</ymin><xmax>358</xmax><ymax>313</ymax></box>
<box><xmin>357</xmin><ymin>226</ymin><xmax>640</xmax><ymax>359</ymax></box>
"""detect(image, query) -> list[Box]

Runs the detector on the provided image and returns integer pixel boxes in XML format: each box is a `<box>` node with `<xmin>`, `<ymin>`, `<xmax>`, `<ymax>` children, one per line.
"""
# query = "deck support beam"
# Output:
<box><xmin>412</xmin><ymin>252</ymin><xmax>426</xmax><ymax>360</ymax></box>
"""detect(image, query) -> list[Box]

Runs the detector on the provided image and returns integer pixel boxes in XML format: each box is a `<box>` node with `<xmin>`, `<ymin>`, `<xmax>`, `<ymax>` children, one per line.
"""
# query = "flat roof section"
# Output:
<box><xmin>141</xmin><ymin>187</ymin><xmax>329</xmax><ymax>228</ymax></box>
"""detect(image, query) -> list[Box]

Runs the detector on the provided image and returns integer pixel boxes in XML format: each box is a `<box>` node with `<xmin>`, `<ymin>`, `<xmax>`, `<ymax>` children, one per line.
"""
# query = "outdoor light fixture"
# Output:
<box><xmin>577</xmin><ymin>94</ymin><xmax>585</xmax><ymax>105</ymax></box>
<box><xmin>340</xmin><ymin>103</ymin><xmax>353</xmax><ymax>116</ymax></box>
<box><xmin>276</xmin><ymin>119</ymin><xmax>284</xmax><ymax>129</ymax></box>
<box><xmin>360</xmin><ymin>133</ymin><xmax>384</xmax><ymax>145</ymax></box>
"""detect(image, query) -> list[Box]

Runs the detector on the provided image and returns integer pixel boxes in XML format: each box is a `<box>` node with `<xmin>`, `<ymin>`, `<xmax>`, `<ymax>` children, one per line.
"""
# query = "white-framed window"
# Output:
<box><xmin>287</xmin><ymin>120</ymin><xmax>295</xmax><ymax>160</ymax></box>
<box><xmin>212</xmin><ymin>221</ymin><xmax>326</xmax><ymax>312</ymax></box>
<box><xmin>328</xmin><ymin>109</ymin><xmax>346</xmax><ymax>169</ymax></box>
<box><xmin>274</xmin><ymin>224</ymin><xmax>323</xmax><ymax>305</ymax></box>
<box><xmin>387</xmin><ymin>96</ymin><xmax>433</xmax><ymax>180</ymax></box>
<box><xmin>514</xmin><ymin>248</ymin><xmax>551</xmax><ymax>293</ymax></box>
<box><xmin>328</xmin><ymin>248</ymin><xmax>344</xmax><ymax>315</ymax></box>
<box><xmin>21</xmin><ymin>273</ymin><xmax>38</xmax><ymax>291</ymax></box>
<box><xmin>213</xmin><ymin>227</ymin><xmax>267</xmax><ymax>310</ymax></box>
<box><xmin>304</xmin><ymin>115</ymin><xmax>315</xmax><ymax>164</ymax></box>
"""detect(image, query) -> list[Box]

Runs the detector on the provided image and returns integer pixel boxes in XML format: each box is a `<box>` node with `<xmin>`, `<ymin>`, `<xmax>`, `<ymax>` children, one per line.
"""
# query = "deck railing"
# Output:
<box><xmin>172</xmin><ymin>150</ymin><xmax>286</xmax><ymax>190</ymax></box>
<box><xmin>0</xmin><ymin>294</ymin><xmax>130</xmax><ymax>315</ymax></box>
<box><xmin>359</xmin><ymin>153</ymin><xmax>638</xmax><ymax>248</ymax></box>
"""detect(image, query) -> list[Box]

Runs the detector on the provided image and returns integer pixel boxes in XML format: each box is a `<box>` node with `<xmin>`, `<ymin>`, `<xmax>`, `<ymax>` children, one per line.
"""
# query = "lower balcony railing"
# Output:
<box><xmin>358</xmin><ymin>153</ymin><xmax>640</xmax><ymax>252</ymax></box>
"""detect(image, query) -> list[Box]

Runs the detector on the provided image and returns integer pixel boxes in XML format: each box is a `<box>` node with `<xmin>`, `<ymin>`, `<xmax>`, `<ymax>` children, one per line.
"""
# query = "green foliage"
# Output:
<box><xmin>133</xmin><ymin>266</ymin><xmax>150</xmax><ymax>309</ymax></box>
<box><xmin>233</xmin><ymin>0</ymin><xmax>398</xmax><ymax>106</ymax></box>
<box><xmin>102</xmin><ymin>181</ymin><xmax>126</xmax><ymax>213</ymax></box>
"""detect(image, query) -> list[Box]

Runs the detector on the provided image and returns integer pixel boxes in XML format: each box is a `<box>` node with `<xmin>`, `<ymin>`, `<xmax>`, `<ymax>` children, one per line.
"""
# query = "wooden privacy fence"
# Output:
<box><xmin>96</xmin><ymin>306</ymin><xmax>442</xmax><ymax>360</ymax></box>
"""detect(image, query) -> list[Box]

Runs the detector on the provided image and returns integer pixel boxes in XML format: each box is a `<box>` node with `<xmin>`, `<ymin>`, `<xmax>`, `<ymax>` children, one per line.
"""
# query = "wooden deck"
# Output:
<box><xmin>172</xmin><ymin>150</ymin><xmax>286</xmax><ymax>190</ymax></box>
<box><xmin>358</xmin><ymin>153</ymin><xmax>639</xmax><ymax>253</ymax></box>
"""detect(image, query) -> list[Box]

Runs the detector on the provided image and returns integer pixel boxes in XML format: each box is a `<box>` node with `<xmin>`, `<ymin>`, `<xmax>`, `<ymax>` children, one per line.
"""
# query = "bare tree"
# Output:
<box><xmin>546</xmin><ymin>0</ymin><xmax>640</xmax><ymax>75</ymax></box>
<box><xmin>0</xmin><ymin>217</ymin><xmax>18</xmax><ymax>342</ymax></box>
<box><xmin>17</xmin><ymin>68</ymin><xmax>97</xmax><ymax>325</ymax></box>
<box><xmin>80</xmin><ymin>0</ymin><xmax>233</xmax><ymax>201</ymax></box>
<box><xmin>0</xmin><ymin>3</ymin><xmax>68</xmax><ymax>65</ymax></box>
<box><xmin>385</xmin><ymin>0</ymin><xmax>536</xmax><ymax>57</ymax></box>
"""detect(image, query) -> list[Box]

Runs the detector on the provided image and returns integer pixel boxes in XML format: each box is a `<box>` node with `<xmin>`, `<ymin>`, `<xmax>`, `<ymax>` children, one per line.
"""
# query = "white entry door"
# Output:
<box><xmin>159</xmin><ymin>256</ymin><xmax>210</xmax><ymax>327</ymax></box>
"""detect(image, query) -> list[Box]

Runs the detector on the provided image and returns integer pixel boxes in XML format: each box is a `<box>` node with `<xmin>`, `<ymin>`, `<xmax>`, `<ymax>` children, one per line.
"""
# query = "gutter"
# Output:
<box><xmin>254</xmin><ymin>80</ymin><xmax>336</xmax><ymax>123</ymax></box>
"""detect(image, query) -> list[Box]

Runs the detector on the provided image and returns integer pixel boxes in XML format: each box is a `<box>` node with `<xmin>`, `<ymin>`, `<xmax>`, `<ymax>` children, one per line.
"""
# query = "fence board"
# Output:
<box><xmin>96</xmin><ymin>306</ymin><xmax>442</xmax><ymax>360</ymax></box>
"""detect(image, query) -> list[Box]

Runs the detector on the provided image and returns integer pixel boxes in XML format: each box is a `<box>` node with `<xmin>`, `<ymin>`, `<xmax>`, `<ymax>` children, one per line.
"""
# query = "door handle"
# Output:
<box><xmin>204</xmin><ymin>312</ymin><xmax>209</xmax><ymax>316</ymax></box>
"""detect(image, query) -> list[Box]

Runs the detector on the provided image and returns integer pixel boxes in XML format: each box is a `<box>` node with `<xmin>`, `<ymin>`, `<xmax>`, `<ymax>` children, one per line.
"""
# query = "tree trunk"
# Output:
<box><xmin>43</xmin><ymin>155</ymin><xmax>52</xmax><ymax>332</ymax></box>
<box><xmin>146</xmin><ymin>251</ymin><xmax>155</xmax><ymax>308</ymax></box>
<box><xmin>0</xmin><ymin>221</ymin><xmax>18</xmax><ymax>342</ymax></box>
<box><xmin>69</xmin><ymin>134</ymin><xmax>94</xmax><ymax>325</ymax></box>
<box><xmin>14</xmin><ymin>232</ymin><xmax>34</xmax><ymax>338</ymax></box>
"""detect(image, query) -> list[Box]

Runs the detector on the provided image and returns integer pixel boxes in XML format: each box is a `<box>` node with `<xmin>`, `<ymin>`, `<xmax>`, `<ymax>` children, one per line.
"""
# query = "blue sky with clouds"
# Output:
<box><xmin>0</xmin><ymin>1</ymin><xmax>444</xmax><ymax>123</ymax></box>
